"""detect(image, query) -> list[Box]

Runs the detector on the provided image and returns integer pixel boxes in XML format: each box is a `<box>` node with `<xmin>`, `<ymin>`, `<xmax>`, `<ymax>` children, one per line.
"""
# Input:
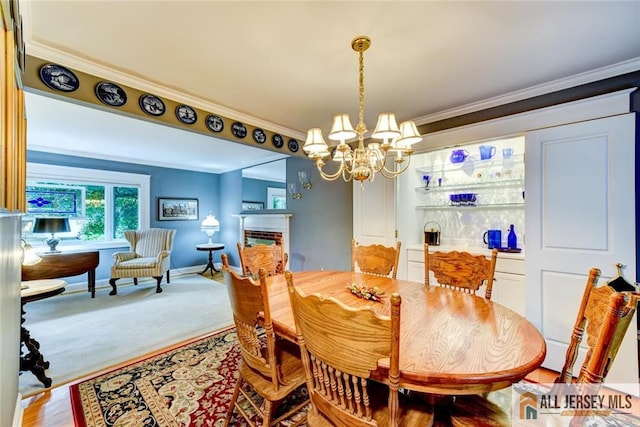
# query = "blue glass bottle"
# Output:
<box><xmin>507</xmin><ymin>224</ymin><xmax>518</xmax><ymax>249</ymax></box>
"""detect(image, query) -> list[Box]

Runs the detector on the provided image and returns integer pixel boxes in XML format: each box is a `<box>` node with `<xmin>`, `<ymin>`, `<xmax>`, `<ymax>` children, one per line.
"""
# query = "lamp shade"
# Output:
<box><xmin>329</xmin><ymin>113</ymin><xmax>357</xmax><ymax>142</ymax></box>
<box><xmin>303</xmin><ymin>128</ymin><xmax>329</xmax><ymax>154</ymax></box>
<box><xmin>394</xmin><ymin>120</ymin><xmax>422</xmax><ymax>149</ymax></box>
<box><xmin>33</xmin><ymin>217</ymin><xmax>70</xmax><ymax>234</ymax></box>
<box><xmin>371</xmin><ymin>112</ymin><xmax>400</xmax><ymax>140</ymax></box>
<box><xmin>21</xmin><ymin>239</ymin><xmax>42</xmax><ymax>266</ymax></box>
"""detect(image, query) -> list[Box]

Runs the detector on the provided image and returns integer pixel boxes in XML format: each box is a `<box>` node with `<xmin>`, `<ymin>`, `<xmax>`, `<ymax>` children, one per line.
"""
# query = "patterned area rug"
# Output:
<box><xmin>70</xmin><ymin>326</ymin><xmax>308</xmax><ymax>426</ymax></box>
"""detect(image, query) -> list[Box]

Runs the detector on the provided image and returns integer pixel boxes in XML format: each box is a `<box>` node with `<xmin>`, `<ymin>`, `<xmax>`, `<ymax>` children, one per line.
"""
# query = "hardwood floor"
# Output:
<box><xmin>21</xmin><ymin>360</ymin><xmax>559</xmax><ymax>426</ymax></box>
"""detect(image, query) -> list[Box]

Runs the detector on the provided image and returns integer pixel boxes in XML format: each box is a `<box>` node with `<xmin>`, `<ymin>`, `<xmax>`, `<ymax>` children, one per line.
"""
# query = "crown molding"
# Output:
<box><xmin>25</xmin><ymin>42</ymin><xmax>306</xmax><ymax>140</ymax></box>
<box><xmin>414</xmin><ymin>58</ymin><xmax>640</xmax><ymax>126</ymax></box>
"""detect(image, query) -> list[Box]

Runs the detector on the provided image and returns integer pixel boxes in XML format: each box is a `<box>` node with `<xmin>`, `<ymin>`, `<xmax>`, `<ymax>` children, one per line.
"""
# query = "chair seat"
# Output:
<box><xmin>239</xmin><ymin>349</ymin><xmax>306</xmax><ymax>402</ymax></box>
<box><xmin>308</xmin><ymin>381</ymin><xmax>434</xmax><ymax>426</ymax></box>
<box><xmin>116</xmin><ymin>257</ymin><xmax>158</xmax><ymax>269</ymax></box>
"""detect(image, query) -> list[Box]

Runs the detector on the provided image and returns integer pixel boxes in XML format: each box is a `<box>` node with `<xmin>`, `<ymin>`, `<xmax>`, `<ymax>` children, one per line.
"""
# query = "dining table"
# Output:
<box><xmin>266</xmin><ymin>270</ymin><xmax>547</xmax><ymax>396</ymax></box>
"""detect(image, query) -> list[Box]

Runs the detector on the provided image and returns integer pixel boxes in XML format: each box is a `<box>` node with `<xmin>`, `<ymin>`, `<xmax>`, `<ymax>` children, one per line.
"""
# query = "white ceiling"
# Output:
<box><xmin>19</xmin><ymin>1</ymin><xmax>640</xmax><ymax>177</ymax></box>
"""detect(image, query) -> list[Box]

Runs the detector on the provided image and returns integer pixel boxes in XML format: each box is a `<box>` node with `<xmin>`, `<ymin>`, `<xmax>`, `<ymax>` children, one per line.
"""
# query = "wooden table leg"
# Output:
<box><xmin>88</xmin><ymin>268</ymin><xmax>96</xmax><ymax>298</ymax></box>
<box><xmin>199</xmin><ymin>249</ymin><xmax>218</xmax><ymax>275</ymax></box>
<box><xmin>20</xmin><ymin>305</ymin><xmax>52</xmax><ymax>388</ymax></box>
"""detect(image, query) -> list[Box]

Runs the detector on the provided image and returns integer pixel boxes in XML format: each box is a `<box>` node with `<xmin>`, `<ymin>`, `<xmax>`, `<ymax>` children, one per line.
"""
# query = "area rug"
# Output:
<box><xmin>70</xmin><ymin>326</ymin><xmax>309</xmax><ymax>427</ymax></box>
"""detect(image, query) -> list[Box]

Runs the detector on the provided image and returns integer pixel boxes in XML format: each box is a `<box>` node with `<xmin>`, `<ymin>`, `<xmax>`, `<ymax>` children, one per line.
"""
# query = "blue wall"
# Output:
<box><xmin>26</xmin><ymin>151</ymin><xmax>354</xmax><ymax>285</ymax></box>
<box><xmin>27</xmin><ymin>150</ymin><xmax>220</xmax><ymax>282</ymax></box>
<box><xmin>242</xmin><ymin>178</ymin><xmax>284</xmax><ymax>207</ymax></box>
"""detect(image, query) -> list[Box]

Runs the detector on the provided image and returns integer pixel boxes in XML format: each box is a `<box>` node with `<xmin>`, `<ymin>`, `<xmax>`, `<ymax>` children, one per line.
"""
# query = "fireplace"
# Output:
<box><xmin>237</xmin><ymin>213</ymin><xmax>292</xmax><ymax>256</ymax></box>
<box><xmin>244</xmin><ymin>230</ymin><xmax>282</xmax><ymax>247</ymax></box>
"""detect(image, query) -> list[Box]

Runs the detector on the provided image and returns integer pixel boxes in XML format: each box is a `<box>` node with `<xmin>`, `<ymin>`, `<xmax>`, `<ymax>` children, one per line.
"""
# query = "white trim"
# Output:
<box><xmin>414</xmin><ymin>58</ymin><xmax>640</xmax><ymax>125</ymax></box>
<box><xmin>27</xmin><ymin>163</ymin><xmax>151</xmax><ymax>229</ymax></box>
<box><xmin>413</xmin><ymin>88</ymin><xmax>635</xmax><ymax>152</ymax></box>
<box><xmin>11</xmin><ymin>393</ymin><xmax>22</xmax><ymax>427</ymax></box>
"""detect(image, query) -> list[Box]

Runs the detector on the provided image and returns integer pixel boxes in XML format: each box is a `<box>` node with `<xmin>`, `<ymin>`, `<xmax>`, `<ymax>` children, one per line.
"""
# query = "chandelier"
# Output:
<box><xmin>303</xmin><ymin>36</ymin><xmax>422</xmax><ymax>183</ymax></box>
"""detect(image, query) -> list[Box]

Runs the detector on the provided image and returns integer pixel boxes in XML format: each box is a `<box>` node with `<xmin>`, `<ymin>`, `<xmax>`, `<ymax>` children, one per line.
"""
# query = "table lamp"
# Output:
<box><xmin>201</xmin><ymin>213</ymin><xmax>220</xmax><ymax>244</ymax></box>
<box><xmin>33</xmin><ymin>217</ymin><xmax>70</xmax><ymax>253</ymax></box>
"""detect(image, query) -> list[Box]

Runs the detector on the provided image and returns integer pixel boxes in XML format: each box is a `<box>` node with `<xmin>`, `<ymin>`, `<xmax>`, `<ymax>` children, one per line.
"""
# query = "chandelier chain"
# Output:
<box><xmin>357</xmin><ymin>46</ymin><xmax>366</xmax><ymax>147</ymax></box>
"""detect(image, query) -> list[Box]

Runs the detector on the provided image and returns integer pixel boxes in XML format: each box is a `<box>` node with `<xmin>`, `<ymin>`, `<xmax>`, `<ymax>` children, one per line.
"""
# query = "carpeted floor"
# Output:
<box><xmin>19</xmin><ymin>272</ymin><xmax>234</xmax><ymax>397</ymax></box>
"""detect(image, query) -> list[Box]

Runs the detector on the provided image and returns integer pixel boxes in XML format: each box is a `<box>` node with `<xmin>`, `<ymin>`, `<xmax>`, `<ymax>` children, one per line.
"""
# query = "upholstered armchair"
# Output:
<box><xmin>109</xmin><ymin>228</ymin><xmax>176</xmax><ymax>295</ymax></box>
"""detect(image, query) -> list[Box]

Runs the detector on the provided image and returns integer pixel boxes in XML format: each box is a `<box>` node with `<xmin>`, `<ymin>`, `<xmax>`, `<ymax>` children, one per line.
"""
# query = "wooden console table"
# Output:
<box><xmin>22</xmin><ymin>250</ymin><xmax>100</xmax><ymax>298</ymax></box>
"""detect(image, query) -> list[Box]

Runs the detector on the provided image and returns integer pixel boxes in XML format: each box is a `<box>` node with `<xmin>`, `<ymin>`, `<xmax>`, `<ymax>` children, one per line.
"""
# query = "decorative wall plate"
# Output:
<box><xmin>176</xmin><ymin>104</ymin><xmax>197</xmax><ymax>124</ymax></box>
<box><xmin>231</xmin><ymin>122</ymin><xmax>247</xmax><ymax>139</ymax></box>
<box><xmin>139</xmin><ymin>94</ymin><xmax>165</xmax><ymax>116</ymax></box>
<box><xmin>205</xmin><ymin>115</ymin><xmax>224</xmax><ymax>133</ymax></box>
<box><xmin>252</xmin><ymin>128</ymin><xmax>266</xmax><ymax>144</ymax></box>
<box><xmin>272</xmin><ymin>134</ymin><xmax>284</xmax><ymax>148</ymax></box>
<box><xmin>39</xmin><ymin>64</ymin><xmax>79</xmax><ymax>92</ymax></box>
<box><xmin>288</xmin><ymin>139</ymin><xmax>299</xmax><ymax>153</ymax></box>
<box><xmin>95</xmin><ymin>81</ymin><xmax>127</xmax><ymax>107</ymax></box>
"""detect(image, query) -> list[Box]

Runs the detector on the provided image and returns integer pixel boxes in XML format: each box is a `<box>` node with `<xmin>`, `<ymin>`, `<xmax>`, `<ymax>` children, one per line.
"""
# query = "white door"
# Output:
<box><xmin>525</xmin><ymin>113</ymin><xmax>636</xmax><ymax>388</ymax></box>
<box><xmin>352</xmin><ymin>176</ymin><xmax>396</xmax><ymax>246</ymax></box>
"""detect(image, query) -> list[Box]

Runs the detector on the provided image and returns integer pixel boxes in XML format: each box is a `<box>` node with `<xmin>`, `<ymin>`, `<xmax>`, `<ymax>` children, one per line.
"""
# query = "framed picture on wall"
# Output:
<box><xmin>267</xmin><ymin>187</ymin><xmax>286</xmax><ymax>209</ymax></box>
<box><xmin>242</xmin><ymin>201</ymin><xmax>264</xmax><ymax>211</ymax></box>
<box><xmin>158</xmin><ymin>197</ymin><xmax>198</xmax><ymax>221</ymax></box>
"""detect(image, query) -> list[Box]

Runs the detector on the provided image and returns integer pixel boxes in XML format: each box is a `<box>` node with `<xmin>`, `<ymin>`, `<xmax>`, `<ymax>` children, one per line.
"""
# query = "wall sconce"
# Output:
<box><xmin>288</xmin><ymin>183</ymin><xmax>302</xmax><ymax>199</ymax></box>
<box><xmin>298</xmin><ymin>171</ymin><xmax>312</xmax><ymax>190</ymax></box>
<box><xmin>21</xmin><ymin>239</ymin><xmax>42</xmax><ymax>266</ymax></box>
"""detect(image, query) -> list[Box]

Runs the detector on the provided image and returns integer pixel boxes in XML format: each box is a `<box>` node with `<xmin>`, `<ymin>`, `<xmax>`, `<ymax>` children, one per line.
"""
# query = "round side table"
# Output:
<box><xmin>196</xmin><ymin>243</ymin><xmax>225</xmax><ymax>275</ymax></box>
<box><xmin>20</xmin><ymin>279</ymin><xmax>66</xmax><ymax>388</ymax></box>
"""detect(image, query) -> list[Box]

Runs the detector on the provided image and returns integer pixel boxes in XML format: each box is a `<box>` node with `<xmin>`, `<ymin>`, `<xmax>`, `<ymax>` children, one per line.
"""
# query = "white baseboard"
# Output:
<box><xmin>12</xmin><ymin>393</ymin><xmax>23</xmax><ymax>427</ymax></box>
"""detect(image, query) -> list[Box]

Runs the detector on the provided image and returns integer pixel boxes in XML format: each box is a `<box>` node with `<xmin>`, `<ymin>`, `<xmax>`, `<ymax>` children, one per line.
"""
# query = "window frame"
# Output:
<box><xmin>26</xmin><ymin>163</ymin><xmax>150</xmax><ymax>250</ymax></box>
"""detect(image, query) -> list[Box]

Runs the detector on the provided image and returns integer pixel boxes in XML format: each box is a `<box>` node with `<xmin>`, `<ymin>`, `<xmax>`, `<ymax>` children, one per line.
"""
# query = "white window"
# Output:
<box><xmin>24</xmin><ymin>163</ymin><xmax>150</xmax><ymax>250</ymax></box>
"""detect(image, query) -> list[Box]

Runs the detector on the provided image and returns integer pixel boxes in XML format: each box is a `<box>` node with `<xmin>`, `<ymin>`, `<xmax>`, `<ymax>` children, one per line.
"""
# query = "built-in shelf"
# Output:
<box><xmin>416</xmin><ymin>203</ymin><xmax>524</xmax><ymax>210</ymax></box>
<box><xmin>415</xmin><ymin>178</ymin><xmax>523</xmax><ymax>193</ymax></box>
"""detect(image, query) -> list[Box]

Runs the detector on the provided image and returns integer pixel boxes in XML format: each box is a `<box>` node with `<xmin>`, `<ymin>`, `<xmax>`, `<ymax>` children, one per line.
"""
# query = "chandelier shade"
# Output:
<box><xmin>304</xmin><ymin>35</ymin><xmax>422</xmax><ymax>183</ymax></box>
<box><xmin>371</xmin><ymin>113</ymin><xmax>400</xmax><ymax>140</ymax></box>
<box><xmin>329</xmin><ymin>114</ymin><xmax>357</xmax><ymax>141</ymax></box>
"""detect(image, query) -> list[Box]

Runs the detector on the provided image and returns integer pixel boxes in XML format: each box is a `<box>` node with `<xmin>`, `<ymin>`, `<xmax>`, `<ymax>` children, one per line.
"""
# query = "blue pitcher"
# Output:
<box><xmin>450</xmin><ymin>149</ymin><xmax>469</xmax><ymax>164</ymax></box>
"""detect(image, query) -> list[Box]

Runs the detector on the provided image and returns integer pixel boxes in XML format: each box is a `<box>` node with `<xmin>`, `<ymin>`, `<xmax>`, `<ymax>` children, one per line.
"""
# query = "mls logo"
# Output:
<box><xmin>520</xmin><ymin>391</ymin><xmax>538</xmax><ymax>420</ymax></box>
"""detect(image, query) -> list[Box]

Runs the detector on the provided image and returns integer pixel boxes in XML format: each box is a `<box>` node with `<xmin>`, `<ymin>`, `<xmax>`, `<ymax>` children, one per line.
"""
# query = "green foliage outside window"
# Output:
<box><xmin>114</xmin><ymin>187</ymin><xmax>139</xmax><ymax>238</ymax></box>
<box><xmin>82</xmin><ymin>185</ymin><xmax>105</xmax><ymax>240</ymax></box>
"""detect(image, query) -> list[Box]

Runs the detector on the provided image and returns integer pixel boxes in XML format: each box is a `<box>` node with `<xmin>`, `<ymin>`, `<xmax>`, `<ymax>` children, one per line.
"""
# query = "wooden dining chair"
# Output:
<box><xmin>550</xmin><ymin>268</ymin><xmax>640</xmax><ymax>426</ymax></box>
<box><xmin>557</xmin><ymin>267</ymin><xmax>639</xmax><ymax>386</ymax></box>
<box><xmin>221</xmin><ymin>254</ymin><xmax>308</xmax><ymax>427</ymax></box>
<box><xmin>351</xmin><ymin>239</ymin><xmax>402</xmax><ymax>278</ymax></box>
<box><xmin>285</xmin><ymin>270</ymin><xmax>432</xmax><ymax>426</ymax></box>
<box><xmin>424</xmin><ymin>243</ymin><xmax>498</xmax><ymax>300</ymax></box>
<box><xmin>237</xmin><ymin>242</ymin><xmax>288</xmax><ymax>278</ymax></box>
